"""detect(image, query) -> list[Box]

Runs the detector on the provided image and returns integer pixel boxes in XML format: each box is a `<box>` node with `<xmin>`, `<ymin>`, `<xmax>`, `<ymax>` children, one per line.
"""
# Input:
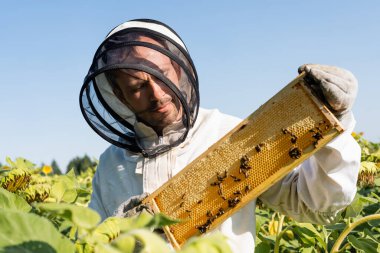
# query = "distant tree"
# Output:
<box><xmin>66</xmin><ymin>154</ymin><xmax>96</xmax><ymax>175</ymax></box>
<box><xmin>51</xmin><ymin>160</ymin><xmax>62</xmax><ymax>175</ymax></box>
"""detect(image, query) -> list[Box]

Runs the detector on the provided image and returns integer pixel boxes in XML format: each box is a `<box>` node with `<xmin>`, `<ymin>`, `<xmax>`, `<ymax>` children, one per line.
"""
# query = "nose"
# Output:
<box><xmin>148</xmin><ymin>78</ymin><xmax>166</xmax><ymax>101</ymax></box>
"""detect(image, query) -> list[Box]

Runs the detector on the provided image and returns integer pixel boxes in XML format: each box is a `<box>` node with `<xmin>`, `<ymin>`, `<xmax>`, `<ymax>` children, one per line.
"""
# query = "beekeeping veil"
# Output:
<box><xmin>79</xmin><ymin>19</ymin><xmax>199</xmax><ymax>157</ymax></box>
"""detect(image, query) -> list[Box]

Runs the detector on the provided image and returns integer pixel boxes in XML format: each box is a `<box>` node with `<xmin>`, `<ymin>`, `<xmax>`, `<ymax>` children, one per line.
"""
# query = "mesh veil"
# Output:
<box><xmin>79</xmin><ymin>19</ymin><xmax>199</xmax><ymax>157</ymax></box>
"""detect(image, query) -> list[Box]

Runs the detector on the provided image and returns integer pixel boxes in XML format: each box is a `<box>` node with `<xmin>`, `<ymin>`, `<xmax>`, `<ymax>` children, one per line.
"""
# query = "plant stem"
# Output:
<box><xmin>330</xmin><ymin>213</ymin><xmax>380</xmax><ymax>253</ymax></box>
<box><xmin>274</xmin><ymin>214</ymin><xmax>285</xmax><ymax>253</ymax></box>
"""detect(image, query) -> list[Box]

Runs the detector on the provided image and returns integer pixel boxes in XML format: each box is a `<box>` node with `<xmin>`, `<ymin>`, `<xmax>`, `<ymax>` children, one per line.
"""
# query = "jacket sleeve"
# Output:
<box><xmin>258</xmin><ymin>112</ymin><xmax>361</xmax><ymax>224</ymax></box>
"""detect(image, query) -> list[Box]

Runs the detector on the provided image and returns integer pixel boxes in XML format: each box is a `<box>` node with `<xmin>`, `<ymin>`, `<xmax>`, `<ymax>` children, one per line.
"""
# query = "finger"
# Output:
<box><xmin>320</xmin><ymin>79</ymin><xmax>350</xmax><ymax>112</ymax></box>
<box><xmin>298</xmin><ymin>63</ymin><xmax>311</xmax><ymax>74</ymax></box>
<box><xmin>141</xmin><ymin>192</ymin><xmax>149</xmax><ymax>200</ymax></box>
<box><xmin>309</xmin><ymin>68</ymin><xmax>350</xmax><ymax>94</ymax></box>
<box><xmin>300</xmin><ymin>64</ymin><xmax>356</xmax><ymax>84</ymax></box>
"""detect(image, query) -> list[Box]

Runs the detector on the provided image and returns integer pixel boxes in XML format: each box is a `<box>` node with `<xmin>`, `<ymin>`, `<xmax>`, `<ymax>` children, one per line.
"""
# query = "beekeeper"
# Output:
<box><xmin>80</xmin><ymin>19</ymin><xmax>360</xmax><ymax>253</ymax></box>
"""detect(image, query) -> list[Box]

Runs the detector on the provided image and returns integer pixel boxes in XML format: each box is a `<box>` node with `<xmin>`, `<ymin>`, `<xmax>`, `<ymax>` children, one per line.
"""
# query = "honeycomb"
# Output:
<box><xmin>143</xmin><ymin>72</ymin><xmax>343</xmax><ymax>249</ymax></box>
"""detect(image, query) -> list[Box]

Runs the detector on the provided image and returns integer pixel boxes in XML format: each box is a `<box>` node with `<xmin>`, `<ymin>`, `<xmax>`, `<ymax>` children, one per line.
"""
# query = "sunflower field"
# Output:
<box><xmin>0</xmin><ymin>133</ymin><xmax>379</xmax><ymax>253</ymax></box>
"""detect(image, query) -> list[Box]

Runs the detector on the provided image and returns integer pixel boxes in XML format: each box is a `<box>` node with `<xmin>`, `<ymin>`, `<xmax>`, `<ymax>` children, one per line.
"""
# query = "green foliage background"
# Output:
<box><xmin>0</xmin><ymin>133</ymin><xmax>379</xmax><ymax>253</ymax></box>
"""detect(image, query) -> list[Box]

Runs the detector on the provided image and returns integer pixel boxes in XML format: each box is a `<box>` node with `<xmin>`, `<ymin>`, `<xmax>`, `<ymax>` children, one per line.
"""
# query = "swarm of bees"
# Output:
<box><xmin>283</xmin><ymin>119</ymin><xmax>329</xmax><ymax>159</ymax></box>
<box><xmin>194</xmin><ymin>155</ymin><xmax>256</xmax><ymax>234</ymax></box>
<box><xmin>309</xmin><ymin>121</ymin><xmax>329</xmax><ymax>148</ymax></box>
<box><xmin>196</xmin><ymin>208</ymin><xmax>226</xmax><ymax>233</ymax></box>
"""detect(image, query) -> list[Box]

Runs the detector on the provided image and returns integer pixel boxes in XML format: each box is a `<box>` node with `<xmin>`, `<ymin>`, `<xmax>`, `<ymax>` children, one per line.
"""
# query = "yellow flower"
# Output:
<box><xmin>268</xmin><ymin>220</ymin><xmax>279</xmax><ymax>235</ymax></box>
<box><xmin>42</xmin><ymin>165</ymin><xmax>53</xmax><ymax>175</ymax></box>
<box><xmin>2</xmin><ymin>166</ymin><xmax>11</xmax><ymax>170</ymax></box>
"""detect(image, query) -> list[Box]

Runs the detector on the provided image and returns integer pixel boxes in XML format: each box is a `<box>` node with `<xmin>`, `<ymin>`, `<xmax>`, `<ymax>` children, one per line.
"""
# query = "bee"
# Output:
<box><xmin>230</xmin><ymin>175</ymin><xmax>241</xmax><ymax>182</ymax></box>
<box><xmin>179</xmin><ymin>202</ymin><xmax>184</xmax><ymax>208</ymax></box>
<box><xmin>290</xmin><ymin>134</ymin><xmax>297</xmax><ymax>144</ymax></box>
<box><xmin>234</xmin><ymin>190</ymin><xmax>242</xmax><ymax>196</ymax></box>
<box><xmin>312</xmin><ymin>132</ymin><xmax>323</xmax><ymax>141</ymax></box>
<box><xmin>211</xmin><ymin>181</ymin><xmax>221</xmax><ymax>186</ymax></box>
<box><xmin>196</xmin><ymin>224</ymin><xmax>208</xmax><ymax>234</ymax></box>
<box><xmin>289</xmin><ymin>147</ymin><xmax>302</xmax><ymax>159</ymax></box>
<box><xmin>216</xmin><ymin>208</ymin><xmax>225</xmax><ymax>217</ymax></box>
<box><xmin>240</xmin><ymin>155</ymin><xmax>249</xmax><ymax>166</ymax></box>
<box><xmin>255</xmin><ymin>145</ymin><xmax>262</xmax><ymax>152</ymax></box>
<box><xmin>206</xmin><ymin>210</ymin><xmax>213</xmax><ymax>217</ymax></box>
<box><xmin>181</xmin><ymin>193</ymin><xmax>186</xmax><ymax>200</ymax></box>
<box><xmin>185</xmin><ymin>209</ymin><xmax>191</xmax><ymax>213</ymax></box>
<box><xmin>282</xmin><ymin>128</ymin><xmax>289</xmax><ymax>134</ymax></box>
<box><xmin>218</xmin><ymin>187</ymin><xmax>223</xmax><ymax>196</ymax></box>
<box><xmin>217</xmin><ymin>170</ymin><xmax>227</xmax><ymax>182</ymax></box>
<box><xmin>197</xmin><ymin>200</ymin><xmax>203</xmax><ymax>204</ymax></box>
<box><xmin>238</xmin><ymin>124</ymin><xmax>247</xmax><ymax>131</ymax></box>
<box><xmin>228</xmin><ymin>197</ymin><xmax>241</xmax><ymax>208</ymax></box>
<box><xmin>244</xmin><ymin>185</ymin><xmax>251</xmax><ymax>193</ymax></box>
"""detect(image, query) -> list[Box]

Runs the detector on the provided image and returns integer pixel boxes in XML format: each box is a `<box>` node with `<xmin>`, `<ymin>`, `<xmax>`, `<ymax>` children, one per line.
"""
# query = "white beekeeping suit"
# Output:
<box><xmin>80</xmin><ymin>19</ymin><xmax>361</xmax><ymax>253</ymax></box>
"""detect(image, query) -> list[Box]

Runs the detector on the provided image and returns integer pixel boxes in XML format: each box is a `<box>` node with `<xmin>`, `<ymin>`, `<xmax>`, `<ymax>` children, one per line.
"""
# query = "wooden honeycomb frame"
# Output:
<box><xmin>143</xmin><ymin>72</ymin><xmax>344</xmax><ymax>249</ymax></box>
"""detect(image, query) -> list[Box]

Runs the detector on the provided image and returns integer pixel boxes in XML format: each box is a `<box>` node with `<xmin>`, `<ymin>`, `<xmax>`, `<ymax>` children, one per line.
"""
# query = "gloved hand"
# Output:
<box><xmin>113</xmin><ymin>193</ymin><xmax>153</xmax><ymax>218</ymax></box>
<box><xmin>298</xmin><ymin>64</ymin><xmax>358</xmax><ymax>120</ymax></box>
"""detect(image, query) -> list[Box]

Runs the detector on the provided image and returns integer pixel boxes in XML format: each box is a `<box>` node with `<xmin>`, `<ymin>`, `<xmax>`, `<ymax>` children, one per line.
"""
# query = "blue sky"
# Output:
<box><xmin>1</xmin><ymin>1</ymin><xmax>379</xmax><ymax>171</ymax></box>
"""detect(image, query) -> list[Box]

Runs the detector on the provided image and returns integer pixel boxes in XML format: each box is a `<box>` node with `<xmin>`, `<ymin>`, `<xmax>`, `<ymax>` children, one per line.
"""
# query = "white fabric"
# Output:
<box><xmin>89</xmin><ymin>108</ymin><xmax>361</xmax><ymax>253</ymax></box>
<box><xmin>106</xmin><ymin>20</ymin><xmax>187</xmax><ymax>51</ymax></box>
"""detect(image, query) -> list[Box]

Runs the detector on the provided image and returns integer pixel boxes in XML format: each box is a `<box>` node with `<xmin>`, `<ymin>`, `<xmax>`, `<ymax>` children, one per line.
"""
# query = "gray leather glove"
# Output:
<box><xmin>113</xmin><ymin>193</ymin><xmax>153</xmax><ymax>218</ymax></box>
<box><xmin>298</xmin><ymin>64</ymin><xmax>358</xmax><ymax>120</ymax></box>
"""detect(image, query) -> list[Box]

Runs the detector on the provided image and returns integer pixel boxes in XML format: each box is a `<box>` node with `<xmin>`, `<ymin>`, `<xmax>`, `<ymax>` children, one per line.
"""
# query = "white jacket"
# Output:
<box><xmin>89</xmin><ymin>107</ymin><xmax>361</xmax><ymax>253</ymax></box>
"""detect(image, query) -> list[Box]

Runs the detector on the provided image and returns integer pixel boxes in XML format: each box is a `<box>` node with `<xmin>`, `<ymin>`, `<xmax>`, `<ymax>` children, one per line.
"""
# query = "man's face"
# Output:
<box><xmin>109</xmin><ymin>37</ymin><xmax>182</xmax><ymax>133</ymax></box>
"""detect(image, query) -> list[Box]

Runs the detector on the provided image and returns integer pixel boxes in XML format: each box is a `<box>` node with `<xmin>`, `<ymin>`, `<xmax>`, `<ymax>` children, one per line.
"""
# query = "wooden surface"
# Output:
<box><xmin>143</xmin><ymin>72</ymin><xmax>344</xmax><ymax>249</ymax></box>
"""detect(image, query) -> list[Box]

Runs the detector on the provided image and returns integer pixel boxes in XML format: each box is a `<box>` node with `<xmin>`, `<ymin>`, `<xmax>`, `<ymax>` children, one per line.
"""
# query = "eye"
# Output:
<box><xmin>130</xmin><ymin>81</ymin><xmax>148</xmax><ymax>93</ymax></box>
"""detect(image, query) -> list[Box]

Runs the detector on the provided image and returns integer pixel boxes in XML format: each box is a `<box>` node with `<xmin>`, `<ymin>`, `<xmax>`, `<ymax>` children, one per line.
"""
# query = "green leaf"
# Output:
<box><xmin>94</xmin><ymin>243</ymin><xmax>122</xmax><ymax>253</ymax></box>
<box><xmin>368</xmin><ymin>219</ymin><xmax>380</xmax><ymax>227</ymax></box>
<box><xmin>35</xmin><ymin>202</ymin><xmax>100</xmax><ymax>229</ymax></box>
<box><xmin>0</xmin><ymin>188</ymin><xmax>31</xmax><ymax>212</ymax></box>
<box><xmin>5</xmin><ymin>157</ymin><xmax>16</xmax><ymax>167</ymax></box>
<box><xmin>345</xmin><ymin>194</ymin><xmax>369</xmax><ymax>218</ymax></box>
<box><xmin>295</xmin><ymin>224</ymin><xmax>326</xmax><ymax>250</ymax></box>
<box><xmin>255</xmin><ymin>241</ymin><xmax>271</xmax><ymax>253</ymax></box>
<box><xmin>347</xmin><ymin>235</ymin><xmax>378</xmax><ymax>252</ymax></box>
<box><xmin>375</xmin><ymin>177</ymin><xmax>380</xmax><ymax>187</ymax></box>
<box><xmin>255</xmin><ymin>214</ymin><xmax>267</xmax><ymax>235</ymax></box>
<box><xmin>300</xmin><ymin>247</ymin><xmax>316</xmax><ymax>253</ymax></box>
<box><xmin>111</xmin><ymin>235</ymin><xmax>135</xmax><ymax>253</ymax></box>
<box><xmin>293</xmin><ymin>224</ymin><xmax>320</xmax><ymax>247</ymax></box>
<box><xmin>118</xmin><ymin>211</ymin><xmax>154</xmax><ymax>232</ymax></box>
<box><xmin>359</xmin><ymin>196</ymin><xmax>378</xmax><ymax>204</ymax></box>
<box><xmin>179</xmin><ymin>232</ymin><xmax>232</xmax><ymax>253</ymax></box>
<box><xmin>112</xmin><ymin>229</ymin><xmax>170</xmax><ymax>253</ymax></box>
<box><xmin>258</xmin><ymin>234</ymin><xmax>276</xmax><ymax>246</ymax></box>
<box><xmin>145</xmin><ymin>212</ymin><xmax>180</xmax><ymax>228</ymax></box>
<box><xmin>363</xmin><ymin>228</ymin><xmax>380</xmax><ymax>243</ymax></box>
<box><xmin>14</xmin><ymin>158</ymin><xmax>35</xmax><ymax>170</ymax></box>
<box><xmin>0</xmin><ymin>210</ymin><xmax>74</xmax><ymax>253</ymax></box>
<box><xmin>50</xmin><ymin>175</ymin><xmax>78</xmax><ymax>203</ymax></box>
<box><xmin>92</xmin><ymin>217</ymin><xmax>123</xmax><ymax>243</ymax></box>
